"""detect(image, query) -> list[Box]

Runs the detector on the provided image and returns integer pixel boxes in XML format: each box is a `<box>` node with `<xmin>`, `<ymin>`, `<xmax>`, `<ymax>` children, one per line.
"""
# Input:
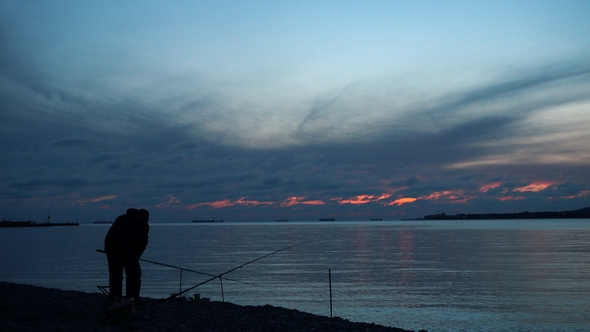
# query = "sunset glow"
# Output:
<box><xmin>419</xmin><ymin>190</ymin><xmax>468</xmax><ymax>202</ymax></box>
<box><xmin>155</xmin><ymin>196</ymin><xmax>181</xmax><ymax>209</ymax></box>
<box><xmin>560</xmin><ymin>190</ymin><xmax>590</xmax><ymax>199</ymax></box>
<box><xmin>387</xmin><ymin>198</ymin><xmax>418</xmax><ymax>206</ymax></box>
<box><xmin>73</xmin><ymin>195</ymin><xmax>117</xmax><ymax>205</ymax></box>
<box><xmin>497</xmin><ymin>196</ymin><xmax>525</xmax><ymax>201</ymax></box>
<box><xmin>514</xmin><ymin>182</ymin><xmax>554</xmax><ymax>193</ymax></box>
<box><xmin>280</xmin><ymin>197</ymin><xmax>326</xmax><ymax>207</ymax></box>
<box><xmin>479</xmin><ymin>183</ymin><xmax>501</xmax><ymax>193</ymax></box>
<box><xmin>1</xmin><ymin>1</ymin><xmax>588</xmax><ymax>221</ymax></box>
<box><xmin>338</xmin><ymin>195</ymin><xmax>388</xmax><ymax>205</ymax></box>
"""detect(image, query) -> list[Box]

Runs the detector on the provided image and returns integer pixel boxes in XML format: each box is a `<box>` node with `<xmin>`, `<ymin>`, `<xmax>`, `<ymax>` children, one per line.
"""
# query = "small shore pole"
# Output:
<box><xmin>329</xmin><ymin>268</ymin><xmax>333</xmax><ymax>318</ymax></box>
<box><xmin>179</xmin><ymin>269</ymin><xmax>183</xmax><ymax>295</ymax></box>
<box><xmin>219</xmin><ymin>277</ymin><xmax>225</xmax><ymax>302</ymax></box>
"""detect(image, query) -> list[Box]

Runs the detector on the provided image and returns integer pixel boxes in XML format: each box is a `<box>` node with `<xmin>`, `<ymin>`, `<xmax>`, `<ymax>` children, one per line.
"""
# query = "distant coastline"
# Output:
<box><xmin>414</xmin><ymin>206</ymin><xmax>590</xmax><ymax>220</ymax></box>
<box><xmin>0</xmin><ymin>219</ymin><xmax>79</xmax><ymax>228</ymax></box>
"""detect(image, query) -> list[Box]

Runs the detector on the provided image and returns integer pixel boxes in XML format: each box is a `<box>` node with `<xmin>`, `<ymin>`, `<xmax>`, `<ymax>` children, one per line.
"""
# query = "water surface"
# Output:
<box><xmin>1</xmin><ymin>219</ymin><xmax>589</xmax><ymax>331</ymax></box>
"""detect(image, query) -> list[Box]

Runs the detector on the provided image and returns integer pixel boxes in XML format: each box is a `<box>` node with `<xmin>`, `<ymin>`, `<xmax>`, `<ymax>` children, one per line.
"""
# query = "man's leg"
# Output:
<box><xmin>106</xmin><ymin>252</ymin><xmax>124</xmax><ymax>299</ymax></box>
<box><xmin>123</xmin><ymin>256</ymin><xmax>142</xmax><ymax>301</ymax></box>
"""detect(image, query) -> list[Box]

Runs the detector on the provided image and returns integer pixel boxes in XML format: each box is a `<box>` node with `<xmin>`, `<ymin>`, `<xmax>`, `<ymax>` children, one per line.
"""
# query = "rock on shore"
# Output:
<box><xmin>0</xmin><ymin>282</ymin><xmax>423</xmax><ymax>331</ymax></box>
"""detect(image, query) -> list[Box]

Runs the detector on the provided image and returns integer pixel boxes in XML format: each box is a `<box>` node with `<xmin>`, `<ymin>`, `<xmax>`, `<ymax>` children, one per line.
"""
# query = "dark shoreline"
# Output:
<box><xmin>0</xmin><ymin>282</ymin><xmax>421</xmax><ymax>331</ymax></box>
<box><xmin>413</xmin><ymin>206</ymin><xmax>590</xmax><ymax>220</ymax></box>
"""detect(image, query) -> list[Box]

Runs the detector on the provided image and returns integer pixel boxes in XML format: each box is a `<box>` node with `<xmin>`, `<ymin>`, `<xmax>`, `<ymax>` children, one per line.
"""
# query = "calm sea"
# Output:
<box><xmin>1</xmin><ymin>220</ymin><xmax>589</xmax><ymax>332</ymax></box>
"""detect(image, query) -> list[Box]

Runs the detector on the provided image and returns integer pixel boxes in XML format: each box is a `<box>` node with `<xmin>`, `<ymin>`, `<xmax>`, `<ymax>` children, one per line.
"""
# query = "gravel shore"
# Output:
<box><xmin>0</xmin><ymin>282</ymin><xmax>424</xmax><ymax>331</ymax></box>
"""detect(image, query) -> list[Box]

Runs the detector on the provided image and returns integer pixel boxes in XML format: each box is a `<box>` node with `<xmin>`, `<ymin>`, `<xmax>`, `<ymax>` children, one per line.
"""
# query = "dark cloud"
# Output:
<box><xmin>10</xmin><ymin>177</ymin><xmax>88</xmax><ymax>190</ymax></box>
<box><xmin>435</xmin><ymin>61</ymin><xmax>590</xmax><ymax>114</ymax></box>
<box><xmin>1</xmin><ymin>15</ymin><xmax>589</xmax><ymax>221</ymax></box>
<box><xmin>262</xmin><ymin>177</ymin><xmax>282</xmax><ymax>187</ymax></box>
<box><xmin>49</xmin><ymin>137</ymin><xmax>93</xmax><ymax>148</ymax></box>
<box><xmin>296</xmin><ymin>115</ymin><xmax>513</xmax><ymax>169</ymax></box>
<box><xmin>89</xmin><ymin>153</ymin><xmax>115</xmax><ymax>163</ymax></box>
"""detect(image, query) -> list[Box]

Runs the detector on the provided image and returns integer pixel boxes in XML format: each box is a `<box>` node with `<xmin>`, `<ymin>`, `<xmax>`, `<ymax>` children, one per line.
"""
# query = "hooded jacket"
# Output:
<box><xmin>104</xmin><ymin>208</ymin><xmax>149</xmax><ymax>258</ymax></box>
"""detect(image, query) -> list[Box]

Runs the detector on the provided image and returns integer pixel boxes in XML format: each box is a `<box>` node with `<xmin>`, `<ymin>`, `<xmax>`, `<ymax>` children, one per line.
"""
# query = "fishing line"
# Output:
<box><xmin>151</xmin><ymin>240</ymin><xmax>316</xmax><ymax>307</ymax></box>
<box><xmin>96</xmin><ymin>249</ymin><xmax>250</xmax><ymax>285</ymax></box>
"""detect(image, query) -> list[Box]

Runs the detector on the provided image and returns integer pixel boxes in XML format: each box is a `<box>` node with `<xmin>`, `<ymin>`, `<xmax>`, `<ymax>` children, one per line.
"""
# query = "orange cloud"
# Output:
<box><xmin>189</xmin><ymin>197</ymin><xmax>274</xmax><ymax>209</ymax></box>
<box><xmin>73</xmin><ymin>195</ymin><xmax>117</xmax><ymax>206</ymax></box>
<box><xmin>419</xmin><ymin>190</ymin><xmax>459</xmax><ymax>201</ymax></box>
<box><xmin>383</xmin><ymin>190</ymin><xmax>474</xmax><ymax>206</ymax></box>
<box><xmin>386</xmin><ymin>197</ymin><xmax>417</xmax><ymax>206</ymax></box>
<box><xmin>155</xmin><ymin>196</ymin><xmax>181</xmax><ymax>208</ymax></box>
<box><xmin>514</xmin><ymin>182</ymin><xmax>553</xmax><ymax>192</ymax></box>
<box><xmin>497</xmin><ymin>196</ymin><xmax>525</xmax><ymax>201</ymax></box>
<box><xmin>336</xmin><ymin>193</ymin><xmax>393</xmax><ymax>205</ymax></box>
<box><xmin>234</xmin><ymin>197</ymin><xmax>274</xmax><ymax>206</ymax></box>
<box><xmin>187</xmin><ymin>199</ymin><xmax>233</xmax><ymax>209</ymax></box>
<box><xmin>417</xmin><ymin>190</ymin><xmax>474</xmax><ymax>204</ymax></box>
<box><xmin>560</xmin><ymin>190</ymin><xmax>590</xmax><ymax>199</ymax></box>
<box><xmin>479</xmin><ymin>182</ymin><xmax>501</xmax><ymax>192</ymax></box>
<box><xmin>339</xmin><ymin>195</ymin><xmax>375</xmax><ymax>205</ymax></box>
<box><xmin>280</xmin><ymin>196</ymin><xmax>325</xmax><ymax>207</ymax></box>
<box><xmin>304</xmin><ymin>200</ymin><xmax>326</xmax><ymax>205</ymax></box>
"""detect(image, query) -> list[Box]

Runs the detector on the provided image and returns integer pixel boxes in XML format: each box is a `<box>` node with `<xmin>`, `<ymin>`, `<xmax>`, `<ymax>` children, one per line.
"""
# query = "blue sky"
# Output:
<box><xmin>1</xmin><ymin>1</ymin><xmax>589</xmax><ymax>222</ymax></box>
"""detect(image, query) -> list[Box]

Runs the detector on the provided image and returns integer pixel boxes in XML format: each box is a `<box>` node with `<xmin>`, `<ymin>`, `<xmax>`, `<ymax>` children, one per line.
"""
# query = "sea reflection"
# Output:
<box><xmin>397</xmin><ymin>229</ymin><xmax>416</xmax><ymax>289</ymax></box>
<box><xmin>0</xmin><ymin>220</ymin><xmax>589</xmax><ymax>332</ymax></box>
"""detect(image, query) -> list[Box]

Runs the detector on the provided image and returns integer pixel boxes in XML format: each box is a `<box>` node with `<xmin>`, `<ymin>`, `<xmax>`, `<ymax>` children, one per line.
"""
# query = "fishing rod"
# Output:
<box><xmin>95</xmin><ymin>249</ymin><xmax>249</xmax><ymax>285</ymax></box>
<box><xmin>151</xmin><ymin>240</ymin><xmax>316</xmax><ymax>307</ymax></box>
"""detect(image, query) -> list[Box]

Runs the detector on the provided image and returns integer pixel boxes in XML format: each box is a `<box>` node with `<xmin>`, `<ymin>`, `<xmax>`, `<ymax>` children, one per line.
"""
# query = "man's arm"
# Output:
<box><xmin>137</xmin><ymin>222</ymin><xmax>149</xmax><ymax>258</ymax></box>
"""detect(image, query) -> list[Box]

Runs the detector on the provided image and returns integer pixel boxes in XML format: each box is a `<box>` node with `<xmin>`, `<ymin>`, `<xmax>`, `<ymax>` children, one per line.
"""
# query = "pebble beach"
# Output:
<box><xmin>0</xmin><ymin>282</ymin><xmax>424</xmax><ymax>331</ymax></box>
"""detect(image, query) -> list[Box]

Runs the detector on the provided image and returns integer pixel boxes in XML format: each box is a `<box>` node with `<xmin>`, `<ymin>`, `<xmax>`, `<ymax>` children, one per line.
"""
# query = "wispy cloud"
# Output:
<box><xmin>514</xmin><ymin>182</ymin><xmax>554</xmax><ymax>193</ymax></box>
<box><xmin>73</xmin><ymin>195</ymin><xmax>117</xmax><ymax>206</ymax></box>
<box><xmin>1</xmin><ymin>1</ymin><xmax>589</xmax><ymax>221</ymax></box>
<box><xmin>189</xmin><ymin>197</ymin><xmax>275</xmax><ymax>210</ymax></box>
<box><xmin>280</xmin><ymin>197</ymin><xmax>326</xmax><ymax>207</ymax></box>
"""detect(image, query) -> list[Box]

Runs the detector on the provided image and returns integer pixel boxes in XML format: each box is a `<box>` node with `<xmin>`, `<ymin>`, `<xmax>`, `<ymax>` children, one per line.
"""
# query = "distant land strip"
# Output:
<box><xmin>415</xmin><ymin>207</ymin><xmax>590</xmax><ymax>220</ymax></box>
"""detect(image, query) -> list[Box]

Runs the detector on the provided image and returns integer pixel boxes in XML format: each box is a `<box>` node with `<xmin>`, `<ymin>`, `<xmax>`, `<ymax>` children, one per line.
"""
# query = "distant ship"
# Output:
<box><xmin>193</xmin><ymin>219</ymin><xmax>223</xmax><ymax>223</ymax></box>
<box><xmin>370</xmin><ymin>218</ymin><xmax>383</xmax><ymax>221</ymax></box>
<box><xmin>276</xmin><ymin>219</ymin><xmax>289</xmax><ymax>222</ymax></box>
<box><xmin>93</xmin><ymin>220</ymin><xmax>113</xmax><ymax>224</ymax></box>
<box><xmin>319</xmin><ymin>217</ymin><xmax>335</xmax><ymax>221</ymax></box>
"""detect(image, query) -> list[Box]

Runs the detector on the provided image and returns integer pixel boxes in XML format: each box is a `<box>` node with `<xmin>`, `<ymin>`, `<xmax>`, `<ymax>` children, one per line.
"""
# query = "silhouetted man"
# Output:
<box><xmin>104</xmin><ymin>208</ymin><xmax>149</xmax><ymax>303</ymax></box>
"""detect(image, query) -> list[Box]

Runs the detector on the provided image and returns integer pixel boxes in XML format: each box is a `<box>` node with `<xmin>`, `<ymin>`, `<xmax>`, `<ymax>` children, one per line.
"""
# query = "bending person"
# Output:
<box><xmin>104</xmin><ymin>208</ymin><xmax>149</xmax><ymax>303</ymax></box>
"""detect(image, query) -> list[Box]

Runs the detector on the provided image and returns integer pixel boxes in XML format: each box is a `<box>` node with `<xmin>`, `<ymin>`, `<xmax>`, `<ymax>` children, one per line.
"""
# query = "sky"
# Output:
<box><xmin>1</xmin><ymin>1</ymin><xmax>590</xmax><ymax>223</ymax></box>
